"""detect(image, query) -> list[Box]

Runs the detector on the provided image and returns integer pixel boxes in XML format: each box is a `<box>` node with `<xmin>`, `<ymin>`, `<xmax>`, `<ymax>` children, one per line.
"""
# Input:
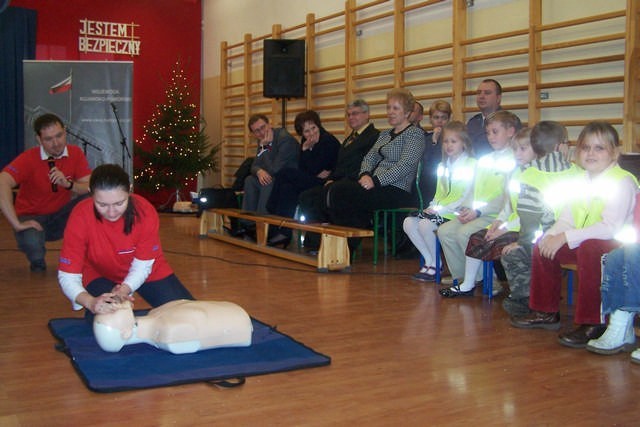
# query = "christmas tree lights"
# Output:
<box><xmin>134</xmin><ymin>61</ymin><xmax>217</xmax><ymax>206</ymax></box>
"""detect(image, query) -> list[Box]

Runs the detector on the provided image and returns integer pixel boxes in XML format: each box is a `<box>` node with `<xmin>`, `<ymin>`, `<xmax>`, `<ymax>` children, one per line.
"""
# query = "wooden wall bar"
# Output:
<box><xmin>217</xmin><ymin>0</ymin><xmax>639</xmax><ymax>187</ymax></box>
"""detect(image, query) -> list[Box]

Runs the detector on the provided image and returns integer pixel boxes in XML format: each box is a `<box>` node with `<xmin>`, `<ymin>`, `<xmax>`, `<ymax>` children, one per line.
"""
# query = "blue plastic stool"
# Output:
<box><xmin>435</xmin><ymin>238</ymin><xmax>442</xmax><ymax>283</ymax></box>
<box><xmin>561</xmin><ymin>264</ymin><xmax>575</xmax><ymax>306</ymax></box>
<box><xmin>482</xmin><ymin>260</ymin><xmax>494</xmax><ymax>299</ymax></box>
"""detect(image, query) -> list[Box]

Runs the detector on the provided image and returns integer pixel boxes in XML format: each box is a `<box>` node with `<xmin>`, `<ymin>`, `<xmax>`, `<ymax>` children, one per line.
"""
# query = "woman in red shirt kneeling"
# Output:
<box><xmin>58</xmin><ymin>164</ymin><xmax>194</xmax><ymax>318</ymax></box>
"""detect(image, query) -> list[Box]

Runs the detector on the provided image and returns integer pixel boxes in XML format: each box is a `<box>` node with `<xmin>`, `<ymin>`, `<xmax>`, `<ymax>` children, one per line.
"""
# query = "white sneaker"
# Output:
<box><xmin>631</xmin><ymin>348</ymin><xmax>640</xmax><ymax>364</ymax></box>
<box><xmin>586</xmin><ymin>310</ymin><xmax>636</xmax><ymax>355</ymax></box>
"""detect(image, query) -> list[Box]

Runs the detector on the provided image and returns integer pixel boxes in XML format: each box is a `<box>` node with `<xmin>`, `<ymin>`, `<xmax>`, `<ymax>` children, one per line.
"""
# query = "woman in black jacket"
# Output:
<box><xmin>266</xmin><ymin>110</ymin><xmax>340</xmax><ymax>247</ymax></box>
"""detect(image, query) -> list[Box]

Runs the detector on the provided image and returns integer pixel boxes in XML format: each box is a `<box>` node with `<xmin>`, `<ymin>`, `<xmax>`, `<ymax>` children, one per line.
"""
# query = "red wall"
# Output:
<box><xmin>11</xmin><ymin>0</ymin><xmax>202</xmax><ymax>206</ymax></box>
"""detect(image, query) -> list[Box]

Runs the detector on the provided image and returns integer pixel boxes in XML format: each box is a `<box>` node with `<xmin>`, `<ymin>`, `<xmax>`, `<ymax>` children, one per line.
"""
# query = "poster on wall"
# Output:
<box><xmin>23</xmin><ymin>60</ymin><xmax>133</xmax><ymax>176</ymax></box>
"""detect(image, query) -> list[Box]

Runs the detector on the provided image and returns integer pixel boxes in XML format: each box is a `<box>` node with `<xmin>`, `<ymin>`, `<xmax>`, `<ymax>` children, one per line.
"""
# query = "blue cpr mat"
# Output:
<box><xmin>49</xmin><ymin>315</ymin><xmax>331</xmax><ymax>393</ymax></box>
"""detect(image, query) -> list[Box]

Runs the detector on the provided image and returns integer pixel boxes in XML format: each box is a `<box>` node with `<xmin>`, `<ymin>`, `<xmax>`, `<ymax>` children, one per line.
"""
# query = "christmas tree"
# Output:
<box><xmin>134</xmin><ymin>61</ymin><xmax>217</xmax><ymax>206</ymax></box>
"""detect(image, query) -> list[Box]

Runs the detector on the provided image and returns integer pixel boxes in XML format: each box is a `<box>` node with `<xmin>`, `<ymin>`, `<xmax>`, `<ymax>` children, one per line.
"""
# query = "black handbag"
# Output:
<box><xmin>196</xmin><ymin>187</ymin><xmax>239</xmax><ymax>216</ymax></box>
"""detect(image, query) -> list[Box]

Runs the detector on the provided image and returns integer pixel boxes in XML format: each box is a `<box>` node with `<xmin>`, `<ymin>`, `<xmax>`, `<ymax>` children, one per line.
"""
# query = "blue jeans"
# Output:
<box><xmin>84</xmin><ymin>274</ymin><xmax>195</xmax><ymax>320</ymax></box>
<box><xmin>601</xmin><ymin>244</ymin><xmax>640</xmax><ymax>315</ymax></box>
<box><xmin>15</xmin><ymin>195</ymin><xmax>88</xmax><ymax>264</ymax></box>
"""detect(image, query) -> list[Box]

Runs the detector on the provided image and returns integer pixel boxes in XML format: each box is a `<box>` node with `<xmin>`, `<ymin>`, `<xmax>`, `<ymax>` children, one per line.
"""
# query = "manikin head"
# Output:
<box><xmin>93</xmin><ymin>298</ymin><xmax>136</xmax><ymax>352</ymax></box>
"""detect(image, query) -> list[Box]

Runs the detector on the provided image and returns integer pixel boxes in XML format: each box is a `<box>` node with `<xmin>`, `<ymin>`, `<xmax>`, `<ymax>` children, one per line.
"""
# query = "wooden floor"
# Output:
<box><xmin>1</xmin><ymin>214</ymin><xmax>639</xmax><ymax>426</ymax></box>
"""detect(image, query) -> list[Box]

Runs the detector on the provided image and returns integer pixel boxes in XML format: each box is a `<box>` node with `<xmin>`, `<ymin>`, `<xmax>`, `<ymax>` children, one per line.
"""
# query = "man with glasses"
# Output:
<box><xmin>298</xmin><ymin>99</ymin><xmax>379</xmax><ymax>251</ymax></box>
<box><xmin>241</xmin><ymin>114</ymin><xmax>298</xmax><ymax>215</ymax></box>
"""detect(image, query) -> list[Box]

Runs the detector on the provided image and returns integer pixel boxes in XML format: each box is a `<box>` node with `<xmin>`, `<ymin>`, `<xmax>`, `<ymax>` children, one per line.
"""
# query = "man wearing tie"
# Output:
<box><xmin>298</xmin><ymin>99</ymin><xmax>380</xmax><ymax>250</ymax></box>
<box><xmin>0</xmin><ymin>113</ymin><xmax>91</xmax><ymax>271</ymax></box>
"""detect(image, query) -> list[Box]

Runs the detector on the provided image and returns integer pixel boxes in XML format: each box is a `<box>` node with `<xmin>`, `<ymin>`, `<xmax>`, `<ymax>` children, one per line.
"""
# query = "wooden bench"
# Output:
<box><xmin>199</xmin><ymin>208</ymin><xmax>374</xmax><ymax>272</ymax></box>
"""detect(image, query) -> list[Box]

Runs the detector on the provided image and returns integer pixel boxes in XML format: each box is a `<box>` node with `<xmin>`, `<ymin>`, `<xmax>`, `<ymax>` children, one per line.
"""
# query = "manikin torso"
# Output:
<box><xmin>93</xmin><ymin>299</ymin><xmax>253</xmax><ymax>354</ymax></box>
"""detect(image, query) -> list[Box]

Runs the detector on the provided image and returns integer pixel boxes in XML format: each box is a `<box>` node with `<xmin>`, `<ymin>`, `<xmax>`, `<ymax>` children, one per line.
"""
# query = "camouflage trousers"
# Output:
<box><xmin>501</xmin><ymin>245</ymin><xmax>533</xmax><ymax>300</ymax></box>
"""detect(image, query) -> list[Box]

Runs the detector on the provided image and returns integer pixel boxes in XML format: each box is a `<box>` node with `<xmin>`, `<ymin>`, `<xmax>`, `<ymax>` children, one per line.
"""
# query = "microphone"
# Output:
<box><xmin>110</xmin><ymin>102</ymin><xmax>117</xmax><ymax>112</ymax></box>
<box><xmin>48</xmin><ymin>156</ymin><xmax>57</xmax><ymax>192</ymax></box>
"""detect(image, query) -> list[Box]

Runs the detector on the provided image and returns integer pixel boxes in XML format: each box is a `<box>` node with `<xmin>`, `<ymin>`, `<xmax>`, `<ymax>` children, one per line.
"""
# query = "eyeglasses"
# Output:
<box><xmin>346</xmin><ymin>110</ymin><xmax>365</xmax><ymax>118</ymax></box>
<box><xmin>251</xmin><ymin>123</ymin><xmax>268</xmax><ymax>135</ymax></box>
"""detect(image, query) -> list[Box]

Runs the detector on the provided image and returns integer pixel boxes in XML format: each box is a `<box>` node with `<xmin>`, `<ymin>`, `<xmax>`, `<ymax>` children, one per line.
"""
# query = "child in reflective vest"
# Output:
<box><xmin>403</xmin><ymin>121</ymin><xmax>475</xmax><ymax>282</ymax></box>
<box><xmin>500</xmin><ymin>121</ymin><xmax>572</xmax><ymax>316</ymax></box>
<box><xmin>451</xmin><ymin>127</ymin><xmax>536</xmax><ymax>296</ymax></box>
<box><xmin>511</xmin><ymin>121</ymin><xmax>638</xmax><ymax>349</ymax></box>
<box><xmin>437</xmin><ymin>111</ymin><xmax>521</xmax><ymax>297</ymax></box>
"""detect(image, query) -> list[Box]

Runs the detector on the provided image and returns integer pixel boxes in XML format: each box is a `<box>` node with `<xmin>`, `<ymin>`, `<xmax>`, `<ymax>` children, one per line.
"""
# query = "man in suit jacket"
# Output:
<box><xmin>298</xmin><ymin>99</ymin><xmax>380</xmax><ymax>250</ymax></box>
<box><xmin>241</xmin><ymin>114</ymin><xmax>299</xmax><ymax>214</ymax></box>
<box><xmin>466</xmin><ymin>79</ymin><xmax>502</xmax><ymax>157</ymax></box>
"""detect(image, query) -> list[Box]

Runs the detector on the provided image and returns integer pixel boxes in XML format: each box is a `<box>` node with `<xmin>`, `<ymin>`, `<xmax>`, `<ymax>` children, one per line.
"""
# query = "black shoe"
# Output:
<box><xmin>412</xmin><ymin>271</ymin><xmax>436</xmax><ymax>282</ymax></box>
<box><xmin>267</xmin><ymin>233</ymin><xmax>291</xmax><ymax>249</ymax></box>
<box><xmin>243</xmin><ymin>230</ymin><xmax>257</xmax><ymax>242</ymax></box>
<box><xmin>303</xmin><ymin>232</ymin><xmax>320</xmax><ymax>250</ymax></box>
<box><xmin>233</xmin><ymin>221</ymin><xmax>256</xmax><ymax>238</ymax></box>
<box><xmin>244</xmin><ymin>226</ymin><xmax>256</xmax><ymax>241</ymax></box>
<box><xmin>439</xmin><ymin>284</ymin><xmax>475</xmax><ymax>298</ymax></box>
<box><xmin>30</xmin><ymin>260</ymin><xmax>46</xmax><ymax>272</ymax></box>
<box><xmin>229</xmin><ymin>227</ymin><xmax>247</xmax><ymax>237</ymax></box>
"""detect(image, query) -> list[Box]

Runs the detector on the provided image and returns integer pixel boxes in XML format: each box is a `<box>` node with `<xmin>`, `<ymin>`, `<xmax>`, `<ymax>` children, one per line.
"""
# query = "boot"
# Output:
<box><xmin>585</xmin><ymin>310</ymin><xmax>636</xmax><ymax>355</ymax></box>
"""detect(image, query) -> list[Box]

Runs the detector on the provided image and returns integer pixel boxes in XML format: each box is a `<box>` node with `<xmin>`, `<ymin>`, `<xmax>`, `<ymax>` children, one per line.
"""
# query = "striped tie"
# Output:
<box><xmin>344</xmin><ymin>131</ymin><xmax>358</xmax><ymax>147</ymax></box>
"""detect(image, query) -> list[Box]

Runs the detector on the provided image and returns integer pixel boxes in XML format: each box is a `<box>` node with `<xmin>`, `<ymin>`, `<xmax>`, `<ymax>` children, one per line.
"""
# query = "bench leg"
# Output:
<box><xmin>199</xmin><ymin>210</ymin><xmax>224</xmax><ymax>237</ymax></box>
<box><xmin>199</xmin><ymin>211</ymin><xmax>210</xmax><ymax>237</ymax></box>
<box><xmin>255</xmin><ymin>222</ymin><xmax>269</xmax><ymax>246</ymax></box>
<box><xmin>317</xmin><ymin>234</ymin><xmax>351</xmax><ymax>272</ymax></box>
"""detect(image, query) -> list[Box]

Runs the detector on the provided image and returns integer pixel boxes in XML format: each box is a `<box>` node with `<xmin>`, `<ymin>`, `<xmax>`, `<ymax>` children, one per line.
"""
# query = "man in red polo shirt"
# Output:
<box><xmin>0</xmin><ymin>113</ymin><xmax>92</xmax><ymax>271</ymax></box>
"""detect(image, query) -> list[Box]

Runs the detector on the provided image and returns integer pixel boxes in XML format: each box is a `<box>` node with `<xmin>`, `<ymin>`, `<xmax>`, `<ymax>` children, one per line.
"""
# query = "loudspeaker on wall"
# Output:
<box><xmin>263</xmin><ymin>39</ymin><xmax>305</xmax><ymax>99</ymax></box>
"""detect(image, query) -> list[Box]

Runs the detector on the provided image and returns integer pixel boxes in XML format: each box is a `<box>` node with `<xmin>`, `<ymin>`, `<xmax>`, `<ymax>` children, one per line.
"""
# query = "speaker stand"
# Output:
<box><xmin>280</xmin><ymin>98</ymin><xmax>287</xmax><ymax>128</ymax></box>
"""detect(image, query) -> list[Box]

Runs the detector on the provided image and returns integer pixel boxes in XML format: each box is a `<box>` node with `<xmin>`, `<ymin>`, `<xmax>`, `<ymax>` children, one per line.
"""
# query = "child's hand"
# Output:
<box><xmin>432</xmin><ymin>127</ymin><xmax>442</xmax><ymax>144</ymax></box>
<box><xmin>539</xmin><ymin>233</ymin><xmax>567</xmax><ymax>259</ymax></box>
<box><xmin>485</xmin><ymin>221</ymin><xmax>505</xmax><ymax>240</ymax></box>
<box><xmin>502</xmin><ymin>242</ymin><xmax>521</xmax><ymax>255</ymax></box>
<box><xmin>457</xmin><ymin>207</ymin><xmax>476</xmax><ymax>224</ymax></box>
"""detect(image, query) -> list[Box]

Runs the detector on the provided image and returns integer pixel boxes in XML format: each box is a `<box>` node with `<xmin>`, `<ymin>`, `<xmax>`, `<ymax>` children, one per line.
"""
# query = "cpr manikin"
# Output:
<box><xmin>93</xmin><ymin>299</ymin><xmax>253</xmax><ymax>354</ymax></box>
